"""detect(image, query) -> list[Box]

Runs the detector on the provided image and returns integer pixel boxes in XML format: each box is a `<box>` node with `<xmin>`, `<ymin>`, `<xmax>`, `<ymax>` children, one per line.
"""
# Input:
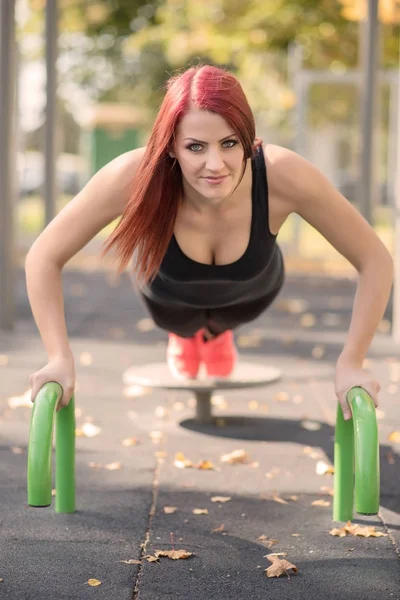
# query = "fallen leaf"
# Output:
<box><xmin>311</xmin><ymin>345</ymin><xmax>325</xmax><ymax>359</ymax></box>
<box><xmin>105</xmin><ymin>462</ymin><xmax>122</xmax><ymax>470</ymax></box>
<box><xmin>122</xmin><ymin>437</ymin><xmax>139</xmax><ymax>447</ymax></box>
<box><xmin>174</xmin><ymin>452</ymin><xmax>194</xmax><ymax>469</ymax></box>
<box><xmin>301</xmin><ymin>420</ymin><xmax>322</xmax><ymax>431</ymax></box>
<box><xmin>388</xmin><ymin>431</ymin><xmax>400</xmax><ymax>444</ymax></box>
<box><xmin>143</xmin><ymin>555</ymin><xmax>159</xmax><ymax>563</ymax></box>
<box><xmin>119</xmin><ymin>559</ymin><xmax>141</xmax><ymax>565</ymax></box>
<box><xmin>211</xmin><ymin>524</ymin><xmax>225</xmax><ymax>534</ymax></box>
<box><xmin>288</xmin><ymin>495</ymin><xmax>299</xmax><ymax>502</ymax></box>
<box><xmin>11</xmin><ymin>446</ymin><xmax>24</xmax><ymax>454</ymax></box>
<box><xmin>88</xmin><ymin>462</ymin><xmax>102</xmax><ymax>469</ymax></box>
<box><xmin>86</xmin><ymin>579</ymin><xmax>102</xmax><ymax>586</ymax></box>
<box><xmin>312</xmin><ymin>499</ymin><xmax>331</xmax><ymax>507</ymax></box>
<box><xmin>79</xmin><ymin>352</ymin><xmax>93</xmax><ymax>366</ymax></box>
<box><xmin>80</xmin><ymin>422</ymin><xmax>101</xmax><ymax>438</ymax></box>
<box><xmin>272</xmin><ymin>494</ymin><xmax>288</xmax><ymax>505</ymax></box>
<box><xmin>155</xmin><ymin>406</ymin><xmax>168</xmax><ymax>418</ymax></box>
<box><xmin>265</xmin><ymin>555</ymin><xmax>298</xmax><ymax>578</ymax></box>
<box><xmin>299</xmin><ymin>313</ymin><xmax>316</xmax><ymax>328</ymax></box>
<box><xmin>237</xmin><ymin>334</ymin><xmax>262</xmax><ymax>348</ymax></box>
<box><xmin>155</xmin><ymin>550</ymin><xmax>193</xmax><ymax>560</ymax></box>
<box><xmin>155</xmin><ymin>451</ymin><xmax>168</xmax><ymax>459</ymax></box>
<box><xmin>329</xmin><ymin>521</ymin><xmax>388</xmax><ymax>538</ymax></box>
<box><xmin>316</xmin><ymin>461</ymin><xmax>334</xmax><ymax>475</ymax></box>
<box><xmin>211</xmin><ymin>496</ymin><xmax>231</xmax><ymax>503</ymax></box>
<box><xmin>386</xmin><ymin>451</ymin><xmax>395</xmax><ymax>465</ymax></box>
<box><xmin>149</xmin><ymin>431</ymin><xmax>164</xmax><ymax>444</ymax></box>
<box><xmin>136</xmin><ymin>318</ymin><xmax>155</xmax><ymax>332</ymax></box>
<box><xmin>259</xmin><ymin>537</ymin><xmax>279</xmax><ymax>548</ymax></box>
<box><xmin>220</xmin><ymin>449</ymin><xmax>250</xmax><ymax>464</ymax></box>
<box><xmin>123</xmin><ymin>385</ymin><xmax>151</xmax><ymax>398</ymax></box>
<box><xmin>192</xmin><ymin>509</ymin><xmax>208</xmax><ymax>515</ymax></box>
<box><xmin>163</xmin><ymin>506</ymin><xmax>178</xmax><ymax>514</ymax></box>
<box><xmin>319</xmin><ymin>486</ymin><xmax>334</xmax><ymax>496</ymax></box>
<box><xmin>248</xmin><ymin>401</ymin><xmax>259</xmax><ymax>410</ymax></box>
<box><xmin>0</xmin><ymin>354</ymin><xmax>9</xmax><ymax>366</ymax></box>
<box><xmin>276</xmin><ymin>298</ymin><xmax>309</xmax><ymax>314</ymax></box>
<box><xmin>274</xmin><ymin>391</ymin><xmax>289</xmax><ymax>402</ymax></box>
<box><xmin>292</xmin><ymin>534</ymin><xmax>301</xmax><ymax>537</ymax></box>
<box><xmin>7</xmin><ymin>389</ymin><xmax>32</xmax><ymax>409</ymax></box>
<box><xmin>196</xmin><ymin>460</ymin><xmax>215</xmax><ymax>470</ymax></box>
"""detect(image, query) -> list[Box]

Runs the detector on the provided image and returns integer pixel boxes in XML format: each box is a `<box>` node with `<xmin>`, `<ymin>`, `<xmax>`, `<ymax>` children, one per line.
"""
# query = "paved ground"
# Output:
<box><xmin>0</xmin><ymin>266</ymin><xmax>399</xmax><ymax>599</ymax></box>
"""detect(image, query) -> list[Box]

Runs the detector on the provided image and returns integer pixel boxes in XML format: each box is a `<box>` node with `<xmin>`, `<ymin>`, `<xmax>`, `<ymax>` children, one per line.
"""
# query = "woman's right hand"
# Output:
<box><xmin>29</xmin><ymin>354</ymin><xmax>76</xmax><ymax>412</ymax></box>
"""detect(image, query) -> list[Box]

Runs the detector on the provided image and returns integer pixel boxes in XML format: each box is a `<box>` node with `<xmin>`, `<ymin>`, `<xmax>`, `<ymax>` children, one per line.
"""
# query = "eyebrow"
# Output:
<box><xmin>183</xmin><ymin>133</ymin><xmax>238</xmax><ymax>143</ymax></box>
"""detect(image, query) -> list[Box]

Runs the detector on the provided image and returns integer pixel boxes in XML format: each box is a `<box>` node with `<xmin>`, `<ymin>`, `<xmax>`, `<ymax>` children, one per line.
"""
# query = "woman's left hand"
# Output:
<box><xmin>335</xmin><ymin>358</ymin><xmax>381</xmax><ymax>421</ymax></box>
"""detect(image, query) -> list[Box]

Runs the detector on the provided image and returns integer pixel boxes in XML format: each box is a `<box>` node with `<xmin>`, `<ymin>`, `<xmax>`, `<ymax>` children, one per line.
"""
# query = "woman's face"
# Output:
<box><xmin>171</xmin><ymin>106</ymin><xmax>246</xmax><ymax>206</ymax></box>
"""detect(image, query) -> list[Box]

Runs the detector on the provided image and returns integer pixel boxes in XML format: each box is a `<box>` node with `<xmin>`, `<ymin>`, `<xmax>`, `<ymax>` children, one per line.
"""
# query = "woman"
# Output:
<box><xmin>26</xmin><ymin>64</ymin><xmax>392</xmax><ymax>421</ymax></box>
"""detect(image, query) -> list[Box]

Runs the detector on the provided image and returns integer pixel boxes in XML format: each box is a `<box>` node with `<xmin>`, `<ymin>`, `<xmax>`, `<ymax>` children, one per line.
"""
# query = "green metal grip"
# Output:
<box><xmin>333</xmin><ymin>386</ymin><xmax>380</xmax><ymax>522</ymax></box>
<box><xmin>27</xmin><ymin>382</ymin><xmax>76</xmax><ymax>513</ymax></box>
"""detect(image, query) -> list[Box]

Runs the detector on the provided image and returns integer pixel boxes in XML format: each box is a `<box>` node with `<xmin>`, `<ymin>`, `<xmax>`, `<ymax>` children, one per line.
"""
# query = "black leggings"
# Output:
<box><xmin>139</xmin><ymin>285</ymin><xmax>283</xmax><ymax>338</ymax></box>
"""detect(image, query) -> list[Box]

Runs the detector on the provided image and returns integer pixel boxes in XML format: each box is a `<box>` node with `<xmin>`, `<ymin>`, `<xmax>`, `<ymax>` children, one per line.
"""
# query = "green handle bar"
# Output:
<box><xmin>333</xmin><ymin>386</ymin><xmax>380</xmax><ymax>522</ymax></box>
<box><xmin>27</xmin><ymin>382</ymin><xmax>75</xmax><ymax>513</ymax></box>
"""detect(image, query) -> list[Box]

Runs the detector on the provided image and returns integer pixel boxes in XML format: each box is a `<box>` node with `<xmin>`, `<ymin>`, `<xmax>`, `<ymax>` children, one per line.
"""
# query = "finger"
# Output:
<box><xmin>340</xmin><ymin>400</ymin><xmax>352</xmax><ymax>421</ymax></box>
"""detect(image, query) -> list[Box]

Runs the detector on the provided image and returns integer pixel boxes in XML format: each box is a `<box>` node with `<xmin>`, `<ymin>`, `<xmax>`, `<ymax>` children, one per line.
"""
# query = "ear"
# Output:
<box><xmin>169</xmin><ymin>152</ymin><xmax>175</xmax><ymax>158</ymax></box>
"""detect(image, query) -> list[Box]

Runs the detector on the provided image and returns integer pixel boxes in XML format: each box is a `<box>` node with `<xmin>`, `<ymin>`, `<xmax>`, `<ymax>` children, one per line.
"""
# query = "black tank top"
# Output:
<box><xmin>141</xmin><ymin>144</ymin><xmax>284</xmax><ymax>308</ymax></box>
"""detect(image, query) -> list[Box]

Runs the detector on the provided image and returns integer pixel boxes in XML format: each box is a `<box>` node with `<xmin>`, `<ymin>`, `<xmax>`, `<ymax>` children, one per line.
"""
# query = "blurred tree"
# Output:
<box><xmin>20</xmin><ymin>0</ymin><xmax>399</xmax><ymax>133</ymax></box>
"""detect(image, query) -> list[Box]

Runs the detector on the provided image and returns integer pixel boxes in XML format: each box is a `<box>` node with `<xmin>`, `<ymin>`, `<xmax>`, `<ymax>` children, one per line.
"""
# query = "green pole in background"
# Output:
<box><xmin>27</xmin><ymin>382</ymin><xmax>75</xmax><ymax>513</ymax></box>
<box><xmin>333</xmin><ymin>387</ymin><xmax>380</xmax><ymax>522</ymax></box>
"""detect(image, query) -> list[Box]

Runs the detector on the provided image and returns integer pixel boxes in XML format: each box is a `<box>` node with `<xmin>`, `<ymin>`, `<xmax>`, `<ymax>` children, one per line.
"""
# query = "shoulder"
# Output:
<box><xmin>104</xmin><ymin>145</ymin><xmax>147</xmax><ymax>179</ymax></box>
<box><xmin>262</xmin><ymin>143</ymin><xmax>330</xmax><ymax>211</ymax></box>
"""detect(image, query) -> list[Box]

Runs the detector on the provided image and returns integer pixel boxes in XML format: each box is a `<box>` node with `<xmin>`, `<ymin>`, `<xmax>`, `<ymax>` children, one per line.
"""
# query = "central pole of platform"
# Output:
<box><xmin>195</xmin><ymin>391</ymin><xmax>213</xmax><ymax>423</ymax></box>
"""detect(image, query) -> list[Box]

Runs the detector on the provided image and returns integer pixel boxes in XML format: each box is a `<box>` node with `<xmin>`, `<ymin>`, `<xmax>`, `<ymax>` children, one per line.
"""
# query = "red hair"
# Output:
<box><xmin>101</xmin><ymin>63</ymin><xmax>261</xmax><ymax>286</ymax></box>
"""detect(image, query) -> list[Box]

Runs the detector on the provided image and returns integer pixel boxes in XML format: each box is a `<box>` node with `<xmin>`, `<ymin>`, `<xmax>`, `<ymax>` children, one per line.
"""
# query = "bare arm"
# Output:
<box><xmin>25</xmin><ymin>147</ymin><xmax>145</xmax><ymax>359</ymax></box>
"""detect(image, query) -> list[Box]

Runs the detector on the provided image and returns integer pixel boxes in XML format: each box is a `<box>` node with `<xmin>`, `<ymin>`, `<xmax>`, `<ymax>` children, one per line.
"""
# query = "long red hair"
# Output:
<box><xmin>101</xmin><ymin>63</ymin><xmax>261</xmax><ymax>286</ymax></box>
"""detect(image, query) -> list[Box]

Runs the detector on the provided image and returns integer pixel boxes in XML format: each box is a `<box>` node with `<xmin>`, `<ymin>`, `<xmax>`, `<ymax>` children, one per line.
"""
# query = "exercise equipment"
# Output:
<box><xmin>122</xmin><ymin>362</ymin><xmax>282</xmax><ymax>423</ymax></box>
<box><xmin>27</xmin><ymin>382</ymin><xmax>75</xmax><ymax>513</ymax></box>
<box><xmin>333</xmin><ymin>387</ymin><xmax>380</xmax><ymax>521</ymax></box>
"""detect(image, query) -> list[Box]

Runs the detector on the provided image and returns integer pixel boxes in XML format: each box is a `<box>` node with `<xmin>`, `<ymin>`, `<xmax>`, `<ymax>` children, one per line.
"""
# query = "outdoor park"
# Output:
<box><xmin>1</xmin><ymin>1</ymin><xmax>400</xmax><ymax>598</ymax></box>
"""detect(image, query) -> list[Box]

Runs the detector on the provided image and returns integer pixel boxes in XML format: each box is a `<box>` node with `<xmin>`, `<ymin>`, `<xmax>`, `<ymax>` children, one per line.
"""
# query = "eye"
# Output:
<box><xmin>186</xmin><ymin>139</ymin><xmax>239</xmax><ymax>152</ymax></box>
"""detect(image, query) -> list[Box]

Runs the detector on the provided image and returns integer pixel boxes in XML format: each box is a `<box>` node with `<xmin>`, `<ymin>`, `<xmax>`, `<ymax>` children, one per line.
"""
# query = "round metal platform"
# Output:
<box><xmin>123</xmin><ymin>362</ymin><xmax>281</xmax><ymax>423</ymax></box>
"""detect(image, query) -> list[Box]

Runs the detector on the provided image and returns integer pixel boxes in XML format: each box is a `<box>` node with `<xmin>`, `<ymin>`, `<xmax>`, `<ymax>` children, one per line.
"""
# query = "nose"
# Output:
<box><xmin>205</xmin><ymin>148</ymin><xmax>225</xmax><ymax>172</ymax></box>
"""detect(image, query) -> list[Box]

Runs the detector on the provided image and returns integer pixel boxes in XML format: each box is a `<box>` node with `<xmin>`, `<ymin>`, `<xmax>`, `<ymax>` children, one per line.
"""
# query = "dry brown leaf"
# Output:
<box><xmin>288</xmin><ymin>495</ymin><xmax>299</xmax><ymax>502</ymax></box>
<box><xmin>123</xmin><ymin>385</ymin><xmax>151</xmax><ymax>398</ymax></box>
<box><xmin>86</xmin><ymin>579</ymin><xmax>102</xmax><ymax>587</ymax></box>
<box><xmin>155</xmin><ymin>550</ymin><xmax>194</xmax><ymax>560</ymax></box>
<box><xmin>301</xmin><ymin>420</ymin><xmax>322</xmax><ymax>431</ymax></box>
<box><xmin>292</xmin><ymin>534</ymin><xmax>301</xmax><ymax>537</ymax></box>
<box><xmin>0</xmin><ymin>354</ymin><xmax>9</xmax><ymax>366</ymax></box>
<box><xmin>311</xmin><ymin>345</ymin><xmax>325</xmax><ymax>359</ymax></box>
<box><xmin>248</xmin><ymin>401</ymin><xmax>259</xmax><ymax>410</ymax></box>
<box><xmin>193</xmin><ymin>508</ymin><xmax>208</xmax><ymax>515</ymax></box>
<box><xmin>11</xmin><ymin>446</ymin><xmax>24</xmax><ymax>454</ymax></box>
<box><xmin>220</xmin><ymin>449</ymin><xmax>250</xmax><ymax>464</ymax></box>
<box><xmin>319</xmin><ymin>486</ymin><xmax>334</xmax><ymax>496</ymax></box>
<box><xmin>196</xmin><ymin>460</ymin><xmax>216</xmax><ymax>470</ymax></box>
<box><xmin>274</xmin><ymin>391</ymin><xmax>289</xmax><ymax>402</ymax></box>
<box><xmin>7</xmin><ymin>389</ymin><xmax>32</xmax><ymax>409</ymax></box>
<box><xmin>105</xmin><ymin>462</ymin><xmax>122</xmax><ymax>470</ymax></box>
<box><xmin>272</xmin><ymin>494</ymin><xmax>288</xmax><ymax>505</ymax></box>
<box><xmin>80</xmin><ymin>422</ymin><xmax>101</xmax><ymax>438</ymax></box>
<box><xmin>144</xmin><ymin>555</ymin><xmax>160</xmax><ymax>563</ymax></box>
<box><xmin>88</xmin><ymin>461</ymin><xmax>102</xmax><ymax>469</ymax></box>
<box><xmin>265</xmin><ymin>555</ymin><xmax>298</xmax><ymax>578</ymax></box>
<box><xmin>122</xmin><ymin>437</ymin><xmax>138</xmax><ymax>447</ymax></box>
<box><xmin>174</xmin><ymin>452</ymin><xmax>193</xmax><ymax>469</ymax></box>
<box><xmin>312</xmin><ymin>499</ymin><xmax>331</xmax><ymax>507</ymax></box>
<box><xmin>155</xmin><ymin>451</ymin><xmax>168</xmax><ymax>459</ymax></box>
<box><xmin>299</xmin><ymin>313</ymin><xmax>316</xmax><ymax>328</ymax></box>
<box><xmin>276</xmin><ymin>298</ymin><xmax>309</xmax><ymax>314</ymax></box>
<box><xmin>119</xmin><ymin>559</ymin><xmax>141</xmax><ymax>565</ymax></box>
<box><xmin>211</xmin><ymin>496</ymin><xmax>231</xmax><ymax>503</ymax></box>
<box><xmin>149</xmin><ymin>430</ymin><xmax>163</xmax><ymax>442</ymax></box>
<box><xmin>388</xmin><ymin>431</ymin><xmax>400</xmax><ymax>444</ymax></box>
<box><xmin>136</xmin><ymin>318</ymin><xmax>155</xmax><ymax>332</ymax></box>
<box><xmin>259</xmin><ymin>537</ymin><xmax>279</xmax><ymax>548</ymax></box>
<box><xmin>211</xmin><ymin>524</ymin><xmax>225</xmax><ymax>534</ymax></box>
<box><xmin>329</xmin><ymin>521</ymin><xmax>388</xmax><ymax>538</ymax></box>
<box><xmin>163</xmin><ymin>506</ymin><xmax>178</xmax><ymax>514</ymax></box>
<box><xmin>316</xmin><ymin>461</ymin><xmax>334</xmax><ymax>475</ymax></box>
<box><xmin>237</xmin><ymin>334</ymin><xmax>262</xmax><ymax>348</ymax></box>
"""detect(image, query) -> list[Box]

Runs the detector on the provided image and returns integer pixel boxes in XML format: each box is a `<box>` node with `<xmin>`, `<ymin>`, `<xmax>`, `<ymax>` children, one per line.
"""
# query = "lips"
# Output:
<box><xmin>203</xmin><ymin>176</ymin><xmax>227</xmax><ymax>184</ymax></box>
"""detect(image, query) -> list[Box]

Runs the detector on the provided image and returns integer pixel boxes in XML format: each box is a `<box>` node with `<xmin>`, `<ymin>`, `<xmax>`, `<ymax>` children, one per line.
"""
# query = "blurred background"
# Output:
<box><xmin>1</xmin><ymin>0</ymin><xmax>400</xmax><ymax>327</ymax></box>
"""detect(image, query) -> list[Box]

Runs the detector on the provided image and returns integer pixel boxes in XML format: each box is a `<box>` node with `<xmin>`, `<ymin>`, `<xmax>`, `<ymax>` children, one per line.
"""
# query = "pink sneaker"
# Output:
<box><xmin>200</xmin><ymin>330</ymin><xmax>237</xmax><ymax>378</ymax></box>
<box><xmin>166</xmin><ymin>331</ymin><xmax>202</xmax><ymax>379</ymax></box>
